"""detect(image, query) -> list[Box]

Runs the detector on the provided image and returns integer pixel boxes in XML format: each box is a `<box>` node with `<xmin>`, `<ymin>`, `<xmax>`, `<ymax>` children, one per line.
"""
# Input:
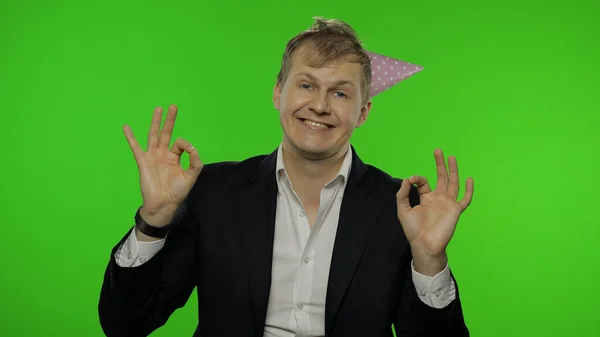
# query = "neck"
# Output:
<box><xmin>281</xmin><ymin>142</ymin><xmax>349</xmax><ymax>190</ymax></box>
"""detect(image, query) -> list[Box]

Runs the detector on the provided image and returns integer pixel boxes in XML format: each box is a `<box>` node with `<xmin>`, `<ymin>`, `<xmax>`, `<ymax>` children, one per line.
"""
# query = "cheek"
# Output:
<box><xmin>282</xmin><ymin>94</ymin><xmax>308</xmax><ymax>114</ymax></box>
<box><xmin>338</xmin><ymin>110</ymin><xmax>362</xmax><ymax>128</ymax></box>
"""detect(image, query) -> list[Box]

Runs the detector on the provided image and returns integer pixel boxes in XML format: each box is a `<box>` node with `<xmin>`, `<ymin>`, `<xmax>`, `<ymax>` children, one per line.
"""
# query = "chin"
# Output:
<box><xmin>298</xmin><ymin>144</ymin><xmax>330</xmax><ymax>156</ymax></box>
<box><xmin>288</xmin><ymin>138</ymin><xmax>339</xmax><ymax>159</ymax></box>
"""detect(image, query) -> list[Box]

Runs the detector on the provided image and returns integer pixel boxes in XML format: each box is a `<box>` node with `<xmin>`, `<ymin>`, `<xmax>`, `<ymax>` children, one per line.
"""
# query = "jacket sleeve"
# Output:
<box><xmin>98</xmin><ymin>197</ymin><xmax>198</xmax><ymax>337</ymax></box>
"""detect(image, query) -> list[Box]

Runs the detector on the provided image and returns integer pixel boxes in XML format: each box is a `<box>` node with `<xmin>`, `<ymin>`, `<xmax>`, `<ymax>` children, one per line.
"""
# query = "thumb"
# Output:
<box><xmin>396</xmin><ymin>179</ymin><xmax>412</xmax><ymax>219</ymax></box>
<box><xmin>185</xmin><ymin>146</ymin><xmax>204</xmax><ymax>180</ymax></box>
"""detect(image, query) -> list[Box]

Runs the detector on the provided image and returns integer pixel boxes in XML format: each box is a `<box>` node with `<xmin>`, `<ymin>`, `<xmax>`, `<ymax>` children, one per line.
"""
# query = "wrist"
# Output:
<box><xmin>135</xmin><ymin>208</ymin><xmax>172</xmax><ymax>240</ymax></box>
<box><xmin>411</xmin><ymin>248</ymin><xmax>448</xmax><ymax>277</ymax></box>
<box><xmin>139</xmin><ymin>205</ymin><xmax>178</xmax><ymax>227</ymax></box>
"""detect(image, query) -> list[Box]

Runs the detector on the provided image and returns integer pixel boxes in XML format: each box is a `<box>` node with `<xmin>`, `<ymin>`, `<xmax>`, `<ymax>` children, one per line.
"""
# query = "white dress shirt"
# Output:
<box><xmin>115</xmin><ymin>144</ymin><xmax>456</xmax><ymax>337</ymax></box>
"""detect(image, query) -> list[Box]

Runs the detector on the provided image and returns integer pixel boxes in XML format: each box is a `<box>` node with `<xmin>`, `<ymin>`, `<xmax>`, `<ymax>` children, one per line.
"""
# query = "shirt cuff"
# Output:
<box><xmin>114</xmin><ymin>227</ymin><xmax>166</xmax><ymax>267</ymax></box>
<box><xmin>411</xmin><ymin>260</ymin><xmax>456</xmax><ymax>309</ymax></box>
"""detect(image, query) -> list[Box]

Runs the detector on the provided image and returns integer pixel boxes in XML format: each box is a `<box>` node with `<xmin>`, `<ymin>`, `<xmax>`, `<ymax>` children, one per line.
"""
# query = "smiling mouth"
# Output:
<box><xmin>299</xmin><ymin>118</ymin><xmax>334</xmax><ymax>129</ymax></box>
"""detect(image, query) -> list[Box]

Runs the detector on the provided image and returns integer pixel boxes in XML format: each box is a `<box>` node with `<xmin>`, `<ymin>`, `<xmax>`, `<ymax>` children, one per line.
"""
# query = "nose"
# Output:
<box><xmin>308</xmin><ymin>91</ymin><xmax>331</xmax><ymax>116</ymax></box>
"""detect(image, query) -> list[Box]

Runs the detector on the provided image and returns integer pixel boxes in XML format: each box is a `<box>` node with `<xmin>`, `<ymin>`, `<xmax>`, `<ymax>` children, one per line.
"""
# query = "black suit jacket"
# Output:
<box><xmin>98</xmin><ymin>146</ymin><xmax>469</xmax><ymax>337</ymax></box>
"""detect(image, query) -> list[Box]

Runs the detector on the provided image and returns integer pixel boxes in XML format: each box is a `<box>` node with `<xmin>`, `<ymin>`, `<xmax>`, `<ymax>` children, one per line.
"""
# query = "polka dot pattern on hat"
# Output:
<box><xmin>367</xmin><ymin>51</ymin><xmax>423</xmax><ymax>98</ymax></box>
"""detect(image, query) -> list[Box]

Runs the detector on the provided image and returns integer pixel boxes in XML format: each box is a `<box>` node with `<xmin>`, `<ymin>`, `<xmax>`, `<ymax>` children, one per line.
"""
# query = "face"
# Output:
<box><xmin>273</xmin><ymin>48</ymin><xmax>372</xmax><ymax>160</ymax></box>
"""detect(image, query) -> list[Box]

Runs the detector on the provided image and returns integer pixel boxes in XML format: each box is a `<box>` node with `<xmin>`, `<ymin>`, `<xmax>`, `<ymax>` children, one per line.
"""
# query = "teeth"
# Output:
<box><xmin>303</xmin><ymin>119</ymin><xmax>329</xmax><ymax>129</ymax></box>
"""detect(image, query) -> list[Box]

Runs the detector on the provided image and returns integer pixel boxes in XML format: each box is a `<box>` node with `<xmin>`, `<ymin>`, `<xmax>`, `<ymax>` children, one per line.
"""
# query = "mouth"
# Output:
<box><xmin>298</xmin><ymin>118</ymin><xmax>334</xmax><ymax>130</ymax></box>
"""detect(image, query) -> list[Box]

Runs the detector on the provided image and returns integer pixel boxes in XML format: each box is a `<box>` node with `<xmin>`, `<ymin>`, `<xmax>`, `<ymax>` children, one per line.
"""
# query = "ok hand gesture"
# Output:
<box><xmin>396</xmin><ymin>149</ymin><xmax>474</xmax><ymax>275</ymax></box>
<box><xmin>123</xmin><ymin>105</ymin><xmax>203</xmax><ymax>226</ymax></box>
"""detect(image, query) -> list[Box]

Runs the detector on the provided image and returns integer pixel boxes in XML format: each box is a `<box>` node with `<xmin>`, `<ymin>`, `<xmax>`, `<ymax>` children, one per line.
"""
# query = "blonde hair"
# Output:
<box><xmin>276</xmin><ymin>17</ymin><xmax>372</xmax><ymax>104</ymax></box>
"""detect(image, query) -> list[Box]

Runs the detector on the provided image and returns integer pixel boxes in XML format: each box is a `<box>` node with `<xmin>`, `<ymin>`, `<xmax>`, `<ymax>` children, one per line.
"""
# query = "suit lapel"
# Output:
<box><xmin>239</xmin><ymin>150</ymin><xmax>279</xmax><ymax>334</ymax></box>
<box><xmin>325</xmin><ymin>148</ymin><xmax>383</xmax><ymax>335</ymax></box>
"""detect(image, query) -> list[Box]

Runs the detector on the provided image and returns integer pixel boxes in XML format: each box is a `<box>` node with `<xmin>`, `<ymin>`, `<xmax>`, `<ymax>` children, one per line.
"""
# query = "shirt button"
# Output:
<box><xmin>434</xmin><ymin>290</ymin><xmax>441</xmax><ymax>298</ymax></box>
<box><xmin>299</xmin><ymin>211</ymin><xmax>305</xmax><ymax>218</ymax></box>
<box><xmin>304</xmin><ymin>256</ymin><xmax>310</xmax><ymax>264</ymax></box>
<box><xmin>139</xmin><ymin>257</ymin><xmax>147</xmax><ymax>263</ymax></box>
<box><xmin>419</xmin><ymin>290</ymin><xmax>427</xmax><ymax>296</ymax></box>
<box><xmin>127</xmin><ymin>253</ymin><xmax>132</xmax><ymax>259</ymax></box>
<box><xmin>297</xmin><ymin>303</ymin><xmax>304</xmax><ymax>310</ymax></box>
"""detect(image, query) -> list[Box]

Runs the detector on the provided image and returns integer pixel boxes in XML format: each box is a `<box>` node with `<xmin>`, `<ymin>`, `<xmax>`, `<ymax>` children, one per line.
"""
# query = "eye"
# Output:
<box><xmin>335</xmin><ymin>92</ymin><xmax>347</xmax><ymax>98</ymax></box>
<box><xmin>300</xmin><ymin>83</ymin><xmax>312</xmax><ymax>89</ymax></box>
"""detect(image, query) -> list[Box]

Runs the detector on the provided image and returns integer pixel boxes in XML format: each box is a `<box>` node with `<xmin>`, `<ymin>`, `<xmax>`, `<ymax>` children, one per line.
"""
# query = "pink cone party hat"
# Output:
<box><xmin>367</xmin><ymin>51</ymin><xmax>423</xmax><ymax>98</ymax></box>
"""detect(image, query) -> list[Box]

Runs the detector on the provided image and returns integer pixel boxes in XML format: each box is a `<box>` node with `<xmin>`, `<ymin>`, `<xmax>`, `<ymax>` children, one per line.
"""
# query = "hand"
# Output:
<box><xmin>124</xmin><ymin>105</ymin><xmax>203</xmax><ymax>226</ymax></box>
<box><xmin>396</xmin><ymin>149</ymin><xmax>474</xmax><ymax>275</ymax></box>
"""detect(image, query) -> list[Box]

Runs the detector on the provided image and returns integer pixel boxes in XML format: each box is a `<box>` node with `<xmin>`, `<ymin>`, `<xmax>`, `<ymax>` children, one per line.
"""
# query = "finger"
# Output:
<box><xmin>123</xmin><ymin>125</ymin><xmax>143</xmax><ymax>162</ymax></box>
<box><xmin>458</xmin><ymin>177</ymin><xmax>474</xmax><ymax>211</ymax></box>
<box><xmin>147</xmin><ymin>106</ymin><xmax>164</xmax><ymax>149</ymax></box>
<box><xmin>407</xmin><ymin>175</ymin><xmax>433</xmax><ymax>194</ymax></box>
<box><xmin>396</xmin><ymin>179</ymin><xmax>413</xmax><ymax>219</ymax></box>
<box><xmin>170</xmin><ymin>138</ymin><xmax>204</xmax><ymax>180</ymax></box>
<box><xmin>170</xmin><ymin>137</ymin><xmax>192</xmax><ymax>157</ymax></box>
<box><xmin>158</xmin><ymin>105</ymin><xmax>178</xmax><ymax>148</ymax></box>
<box><xmin>434</xmin><ymin>148</ymin><xmax>449</xmax><ymax>193</ymax></box>
<box><xmin>447</xmin><ymin>156</ymin><xmax>459</xmax><ymax>199</ymax></box>
<box><xmin>186</xmin><ymin>146</ymin><xmax>204</xmax><ymax>179</ymax></box>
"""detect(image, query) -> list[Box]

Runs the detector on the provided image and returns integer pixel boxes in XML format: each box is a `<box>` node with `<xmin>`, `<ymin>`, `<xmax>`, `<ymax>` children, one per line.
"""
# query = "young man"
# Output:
<box><xmin>99</xmin><ymin>17</ymin><xmax>474</xmax><ymax>337</ymax></box>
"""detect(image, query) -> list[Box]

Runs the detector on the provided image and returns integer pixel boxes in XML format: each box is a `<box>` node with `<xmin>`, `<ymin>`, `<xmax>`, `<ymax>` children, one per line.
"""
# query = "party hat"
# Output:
<box><xmin>367</xmin><ymin>51</ymin><xmax>423</xmax><ymax>98</ymax></box>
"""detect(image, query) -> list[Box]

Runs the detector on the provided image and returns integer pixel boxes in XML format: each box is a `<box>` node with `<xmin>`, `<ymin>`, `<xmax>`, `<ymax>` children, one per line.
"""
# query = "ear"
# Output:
<box><xmin>273</xmin><ymin>83</ymin><xmax>282</xmax><ymax>111</ymax></box>
<box><xmin>356</xmin><ymin>100</ymin><xmax>372</xmax><ymax>128</ymax></box>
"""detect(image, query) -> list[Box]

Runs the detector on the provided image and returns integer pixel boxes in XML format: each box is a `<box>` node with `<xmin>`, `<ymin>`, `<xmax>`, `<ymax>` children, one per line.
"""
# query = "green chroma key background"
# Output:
<box><xmin>0</xmin><ymin>0</ymin><xmax>598</xmax><ymax>336</ymax></box>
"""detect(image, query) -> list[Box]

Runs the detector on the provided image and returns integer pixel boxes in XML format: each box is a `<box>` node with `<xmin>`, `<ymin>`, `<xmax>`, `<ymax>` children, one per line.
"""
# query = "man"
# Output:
<box><xmin>98</xmin><ymin>17</ymin><xmax>474</xmax><ymax>337</ymax></box>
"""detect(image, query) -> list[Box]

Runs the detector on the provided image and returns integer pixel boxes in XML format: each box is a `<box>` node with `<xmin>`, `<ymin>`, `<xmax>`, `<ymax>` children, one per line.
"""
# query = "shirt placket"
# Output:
<box><xmin>293</xmin><ymin>202</ymin><xmax>316</xmax><ymax>336</ymax></box>
<box><xmin>284</xmin><ymin>172</ymin><xmax>344</xmax><ymax>337</ymax></box>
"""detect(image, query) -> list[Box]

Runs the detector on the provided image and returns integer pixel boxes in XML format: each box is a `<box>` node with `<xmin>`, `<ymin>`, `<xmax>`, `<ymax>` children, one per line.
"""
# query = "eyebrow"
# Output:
<box><xmin>295</xmin><ymin>72</ymin><xmax>356</xmax><ymax>88</ymax></box>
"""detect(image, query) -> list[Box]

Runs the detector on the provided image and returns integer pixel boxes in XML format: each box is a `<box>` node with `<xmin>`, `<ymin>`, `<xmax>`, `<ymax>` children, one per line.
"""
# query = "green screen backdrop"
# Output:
<box><xmin>1</xmin><ymin>0</ymin><xmax>599</xmax><ymax>336</ymax></box>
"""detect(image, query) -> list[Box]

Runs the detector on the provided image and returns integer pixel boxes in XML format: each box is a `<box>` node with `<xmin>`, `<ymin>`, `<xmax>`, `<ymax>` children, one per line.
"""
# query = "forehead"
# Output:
<box><xmin>288</xmin><ymin>45</ymin><xmax>363</xmax><ymax>84</ymax></box>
